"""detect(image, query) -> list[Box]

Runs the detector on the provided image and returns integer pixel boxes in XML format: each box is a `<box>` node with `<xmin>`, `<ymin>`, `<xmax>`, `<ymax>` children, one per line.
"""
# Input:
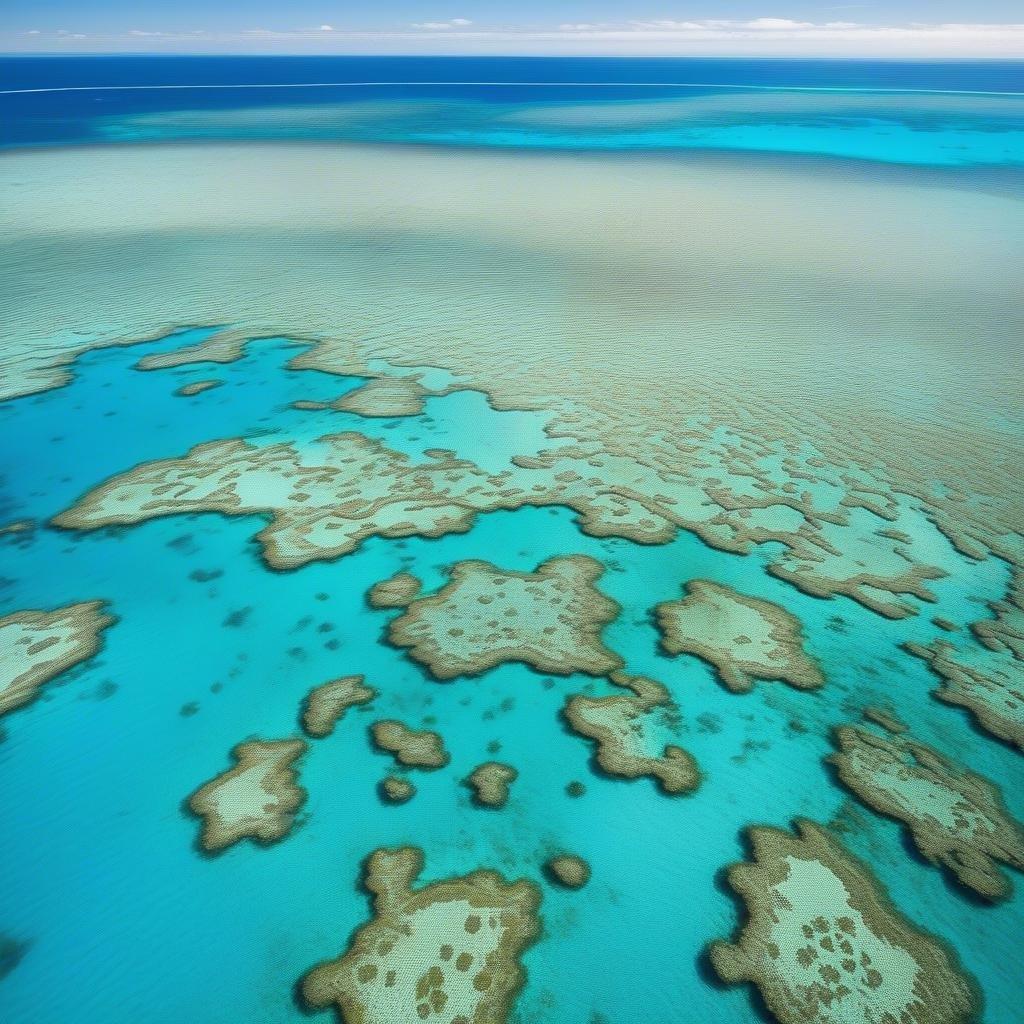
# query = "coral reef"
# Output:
<box><xmin>301</xmin><ymin>674</ymin><xmax>376</xmax><ymax>738</ymax></box>
<box><xmin>187</xmin><ymin>739</ymin><xmax>307</xmax><ymax>852</ymax></box>
<box><xmin>175</xmin><ymin>379</ymin><xmax>222</xmax><ymax>396</ymax></box>
<box><xmin>379</xmin><ymin>776</ymin><xmax>416</xmax><ymax>804</ymax></box>
<box><xmin>371</xmin><ymin>719</ymin><xmax>449</xmax><ymax>769</ymax></box>
<box><xmin>301</xmin><ymin>846</ymin><xmax>540</xmax><ymax>1024</ymax></box>
<box><xmin>465</xmin><ymin>762</ymin><xmax>518</xmax><ymax>808</ymax></box>
<box><xmin>829</xmin><ymin>723</ymin><xmax>1024</xmax><ymax>900</ymax></box>
<box><xmin>298</xmin><ymin>375</ymin><xmax>428</xmax><ymax>418</ymax></box>
<box><xmin>710</xmin><ymin>819</ymin><xmax>979</xmax><ymax>1024</ymax></box>
<box><xmin>907</xmin><ymin>624</ymin><xmax>1023</xmax><ymax>752</ymax></box>
<box><xmin>0</xmin><ymin>601</ymin><xmax>116</xmax><ymax>718</ymax></box>
<box><xmin>655</xmin><ymin>580</ymin><xmax>823</xmax><ymax>693</ymax></box>
<box><xmin>544</xmin><ymin>855</ymin><xmax>591</xmax><ymax>889</ymax></box>
<box><xmin>563</xmin><ymin>673</ymin><xmax>699</xmax><ymax>794</ymax></box>
<box><xmin>368</xmin><ymin>571</ymin><xmax>422</xmax><ymax>609</ymax></box>
<box><xmin>383</xmin><ymin>556</ymin><xmax>623</xmax><ymax>680</ymax></box>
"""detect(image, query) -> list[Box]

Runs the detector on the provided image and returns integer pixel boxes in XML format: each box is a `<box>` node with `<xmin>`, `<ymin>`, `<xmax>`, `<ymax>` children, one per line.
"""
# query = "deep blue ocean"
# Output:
<box><xmin>2</xmin><ymin>56</ymin><xmax>1023</xmax><ymax>165</ymax></box>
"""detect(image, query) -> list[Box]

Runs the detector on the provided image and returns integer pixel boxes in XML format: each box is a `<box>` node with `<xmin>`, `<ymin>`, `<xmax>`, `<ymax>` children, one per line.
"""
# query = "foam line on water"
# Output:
<box><xmin>2</xmin><ymin>81</ymin><xmax>1023</xmax><ymax>97</ymax></box>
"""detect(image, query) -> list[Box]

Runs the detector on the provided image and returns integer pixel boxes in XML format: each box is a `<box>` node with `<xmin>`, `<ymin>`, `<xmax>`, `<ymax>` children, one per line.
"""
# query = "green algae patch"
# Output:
<box><xmin>301</xmin><ymin>846</ymin><xmax>541</xmax><ymax>1024</ymax></box>
<box><xmin>371</xmin><ymin>719</ymin><xmax>449</xmax><ymax>769</ymax></box>
<box><xmin>0</xmin><ymin>601</ymin><xmax>116</xmax><ymax>719</ymax></box>
<box><xmin>465</xmin><ymin>761</ymin><xmax>518</xmax><ymax>808</ymax></box>
<box><xmin>655</xmin><ymin>580</ymin><xmax>823</xmax><ymax>693</ymax></box>
<box><xmin>563</xmin><ymin>673</ymin><xmax>699</xmax><ymax>794</ymax></box>
<box><xmin>383</xmin><ymin>555</ymin><xmax>623</xmax><ymax>681</ymax></box>
<box><xmin>188</xmin><ymin>738</ymin><xmax>307</xmax><ymax>853</ymax></box>
<box><xmin>710</xmin><ymin>819</ymin><xmax>979</xmax><ymax>1024</ymax></box>
<box><xmin>829</xmin><ymin>723</ymin><xmax>1024</xmax><ymax>901</ymax></box>
<box><xmin>175</xmin><ymin>378</ymin><xmax>223</xmax><ymax>397</ymax></box>
<box><xmin>300</xmin><ymin>674</ymin><xmax>377</xmax><ymax>738</ymax></box>
<box><xmin>544</xmin><ymin>855</ymin><xmax>591</xmax><ymax>889</ymax></box>
<box><xmin>368</xmin><ymin>571</ymin><xmax>423</xmax><ymax>609</ymax></box>
<box><xmin>380</xmin><ymin>775</ymin><xmax>416</xmax><ymax>804</ymax></box>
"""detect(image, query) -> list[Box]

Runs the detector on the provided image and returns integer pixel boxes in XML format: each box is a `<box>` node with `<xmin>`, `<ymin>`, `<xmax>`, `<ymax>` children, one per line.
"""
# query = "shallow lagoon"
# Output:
<box><xmin>1</xmin><ymin>57</ymin><xmax>1023</xmax><ymax>1024</ymax></box>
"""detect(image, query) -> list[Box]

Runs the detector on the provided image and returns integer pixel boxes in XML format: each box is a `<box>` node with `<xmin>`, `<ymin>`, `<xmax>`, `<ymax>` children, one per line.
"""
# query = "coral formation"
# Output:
<box><xmin>829</xmin><ymin>723</ymin><xmax>1024</xmax><ymax>900</ymax></box>
<box><xmin>563</xmin><ymin>673</ymin><xmax>699</xmax><ymax>794</ymax></box>
<box><xmin>861</xmin><ymin>706</ymin><xmax>907</xmax><ymax>734</ymax></box>
<box><xmin>301</xmin><ymin>674</ymin><xmax>376</xmax><ymax>738</ymax></box>
<box><xmin>5</xmin><ymin>145</ymin><xmax>1022</xmax><ymax>643</ymax></box>
<box><xmin>380</xmin><ymin>776</ymin><xmax>416</xmax><ymax>804</ymax></box>
<box><xmin>710</xmin><ymin>819</ymin><xmax>979</xmax><ymax>1024</ymax></box>
<box><xmin>368</xmin><ymin>571</ymin><xmax>423</xmax><ymax>609</ymax></box>
<box><xmin>655</xmin><ymin>580</ymin><xmax>823</xmax><ymax>693</ymax></box>
<box><xmin>136</xmin><ymin>328</ymin><xmax>301</xmax><ymax>370</ymax></box>
<box><xmin>465</xmin><ymin>762</ymin><xmax>518</xmax><ymax>808</ymax></box>
<box><xmin>187</xmin><ymin>739</ymin><xmax>307</xmax><ymax>852</ymax></box>
<box><xmin>371</xmin><ymin>719</ymin><xmax>449</xmax><ymax>769</ymax></box>
<box><xmin>301</xmin><ymin>846</ymin><xmax>540</xmax><ymax>1024</ymax></box>
<box><xmin>907</xmin><ymin>615</ymin><xmax>1023</xmax><ymax>751</ymax></box>
<box><xmin>299</xmin><ymin>375</ymin><xmax>428</xmax><ymax>418</ymax></box>
<box><xmin>175</xmin><ymin>379</ymin><xmax>222</xmax><ymax>397</ymax></box>
<box><xmin>0</xmin><ymin>601</ymin><xmax>116</xmax><ymax>718</ymax></box>
<box><xmin>384</xmin><ymin>556</ymin><xmax>623</xmax><ymax>680</ymax></box>
<box><xmin>544</xmin><ymin>855</ymin><xmax>591</xmax><ymax>889</ymax></box>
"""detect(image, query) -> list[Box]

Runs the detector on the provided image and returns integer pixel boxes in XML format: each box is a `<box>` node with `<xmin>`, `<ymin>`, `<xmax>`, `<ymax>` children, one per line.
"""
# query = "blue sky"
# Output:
<box><xmin>4</xmin><ymin>2</ymin><xmax>1024</xmax><ymax>55</ymax></box>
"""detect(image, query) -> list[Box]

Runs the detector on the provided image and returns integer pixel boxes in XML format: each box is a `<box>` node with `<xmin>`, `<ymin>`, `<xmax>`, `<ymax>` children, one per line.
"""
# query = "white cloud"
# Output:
<box><xmin>412</xmin><ymin>18</ymin><xmax>472</xmax><ymax>31</ymax></box>
<box><xmin>630</xmin><ymin>21</ymin><xmax>706</xmax><ymax>31</ymax></box>
<box><xmin>5</xmin><ymin>18</ymin><xmax>1024</xmax><ymax>57</ymax></box>
<box><xmin>742</xmin><ymin>18</ymin><xmax>815</xmax><ymax>30</ymax></box>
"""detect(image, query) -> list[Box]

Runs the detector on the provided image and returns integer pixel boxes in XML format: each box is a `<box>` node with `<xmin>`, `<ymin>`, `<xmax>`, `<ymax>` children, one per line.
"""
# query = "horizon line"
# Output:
<box><xmin>4</xmin><ymin>52</ymin><xmax>1024</xmax><ymax>61</ymax></box>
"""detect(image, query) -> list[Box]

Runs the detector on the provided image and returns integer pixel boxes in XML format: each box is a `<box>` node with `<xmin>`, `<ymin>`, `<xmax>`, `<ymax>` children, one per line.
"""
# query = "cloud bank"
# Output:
<box><xmin>6</xmin><ymin>18</ymin><xmax>1024</xmax><ymax>57</ymax></box>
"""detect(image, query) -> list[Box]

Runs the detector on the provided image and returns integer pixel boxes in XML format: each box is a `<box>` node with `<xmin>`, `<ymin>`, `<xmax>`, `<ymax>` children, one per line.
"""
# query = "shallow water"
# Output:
<box><xmin>1</xmin><ymin>57</ymin><xmax>1022</xmax><ymax>1024</ymax></box>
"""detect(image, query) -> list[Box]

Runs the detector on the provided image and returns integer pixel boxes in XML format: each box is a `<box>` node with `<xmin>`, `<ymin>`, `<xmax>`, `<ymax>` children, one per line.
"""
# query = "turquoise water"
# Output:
<box><xmin>1</xmin><ymin>331</ymin><xmax>1021</xmax><ymax>1023</ymax></box>
<box><xmin>56</xmin><ymin>94</ymin><xmax>1024</xmax><ymax>167</ymax></box>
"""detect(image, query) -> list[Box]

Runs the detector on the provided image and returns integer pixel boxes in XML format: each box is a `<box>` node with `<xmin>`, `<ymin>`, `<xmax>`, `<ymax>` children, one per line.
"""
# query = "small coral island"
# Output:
<box><xmin>379</xmin><ymin>775</ymin><xmax>416</xmax><ymax>804</ymax></box>
<box><xmin>465</xmin><ymin>762</ymin><xmax>519</xmax><ymax>808</ymax></box>
<box><xmin>655</xmin><ymin>580</ymin><xmax>823</xmax><ymax>692</ymax></box>
<box><xmin>710</xmin><ymin>819</ymin><xmax>979</xmax><ymax>1024</ymax></box>
<box><xmin>545</xmin><ymin>854</ymin><xmax>591</xmax><ymax>889</ymax></box>
<box><xmin>378</xmin><ymin>555</ymin><xmax>624</xmax><ymax>680</ymax></box>
<box><xmin>301</xmin><ymin>846</ymin><xmax>541</xmax><ymax>1023</ymax></box>
<box><xmin>175</xmin><ymin>379</ymin><xmax>222</xmax><ymax>397</ymax></box>
<box><xmin>188</xmin><ymin>739</ymin><xmax>308</xmax><ymax>852</ymax></box>
<box><xmin>563</xmin><ymin>673</ymin><xmax>699</xmax><ymax>794</ymax></box>
<box><xmin>371</xmin><ymin>719</ymin><xmax>450</xmax><ymax>769</ymax></box>
<box><xmin>300</xmin><ymin>674</ymin><xmax>377</xmax><ymax>737</ymax></box>
<box><xmin>829</xmin><ymin>721</ymin><xmax>1024</xmax><ymax>900</ymax></box>
<box><xmin>0</xmin><ymin>600</ymin><xmax>116</xmax><ymax>718</ymax></box>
